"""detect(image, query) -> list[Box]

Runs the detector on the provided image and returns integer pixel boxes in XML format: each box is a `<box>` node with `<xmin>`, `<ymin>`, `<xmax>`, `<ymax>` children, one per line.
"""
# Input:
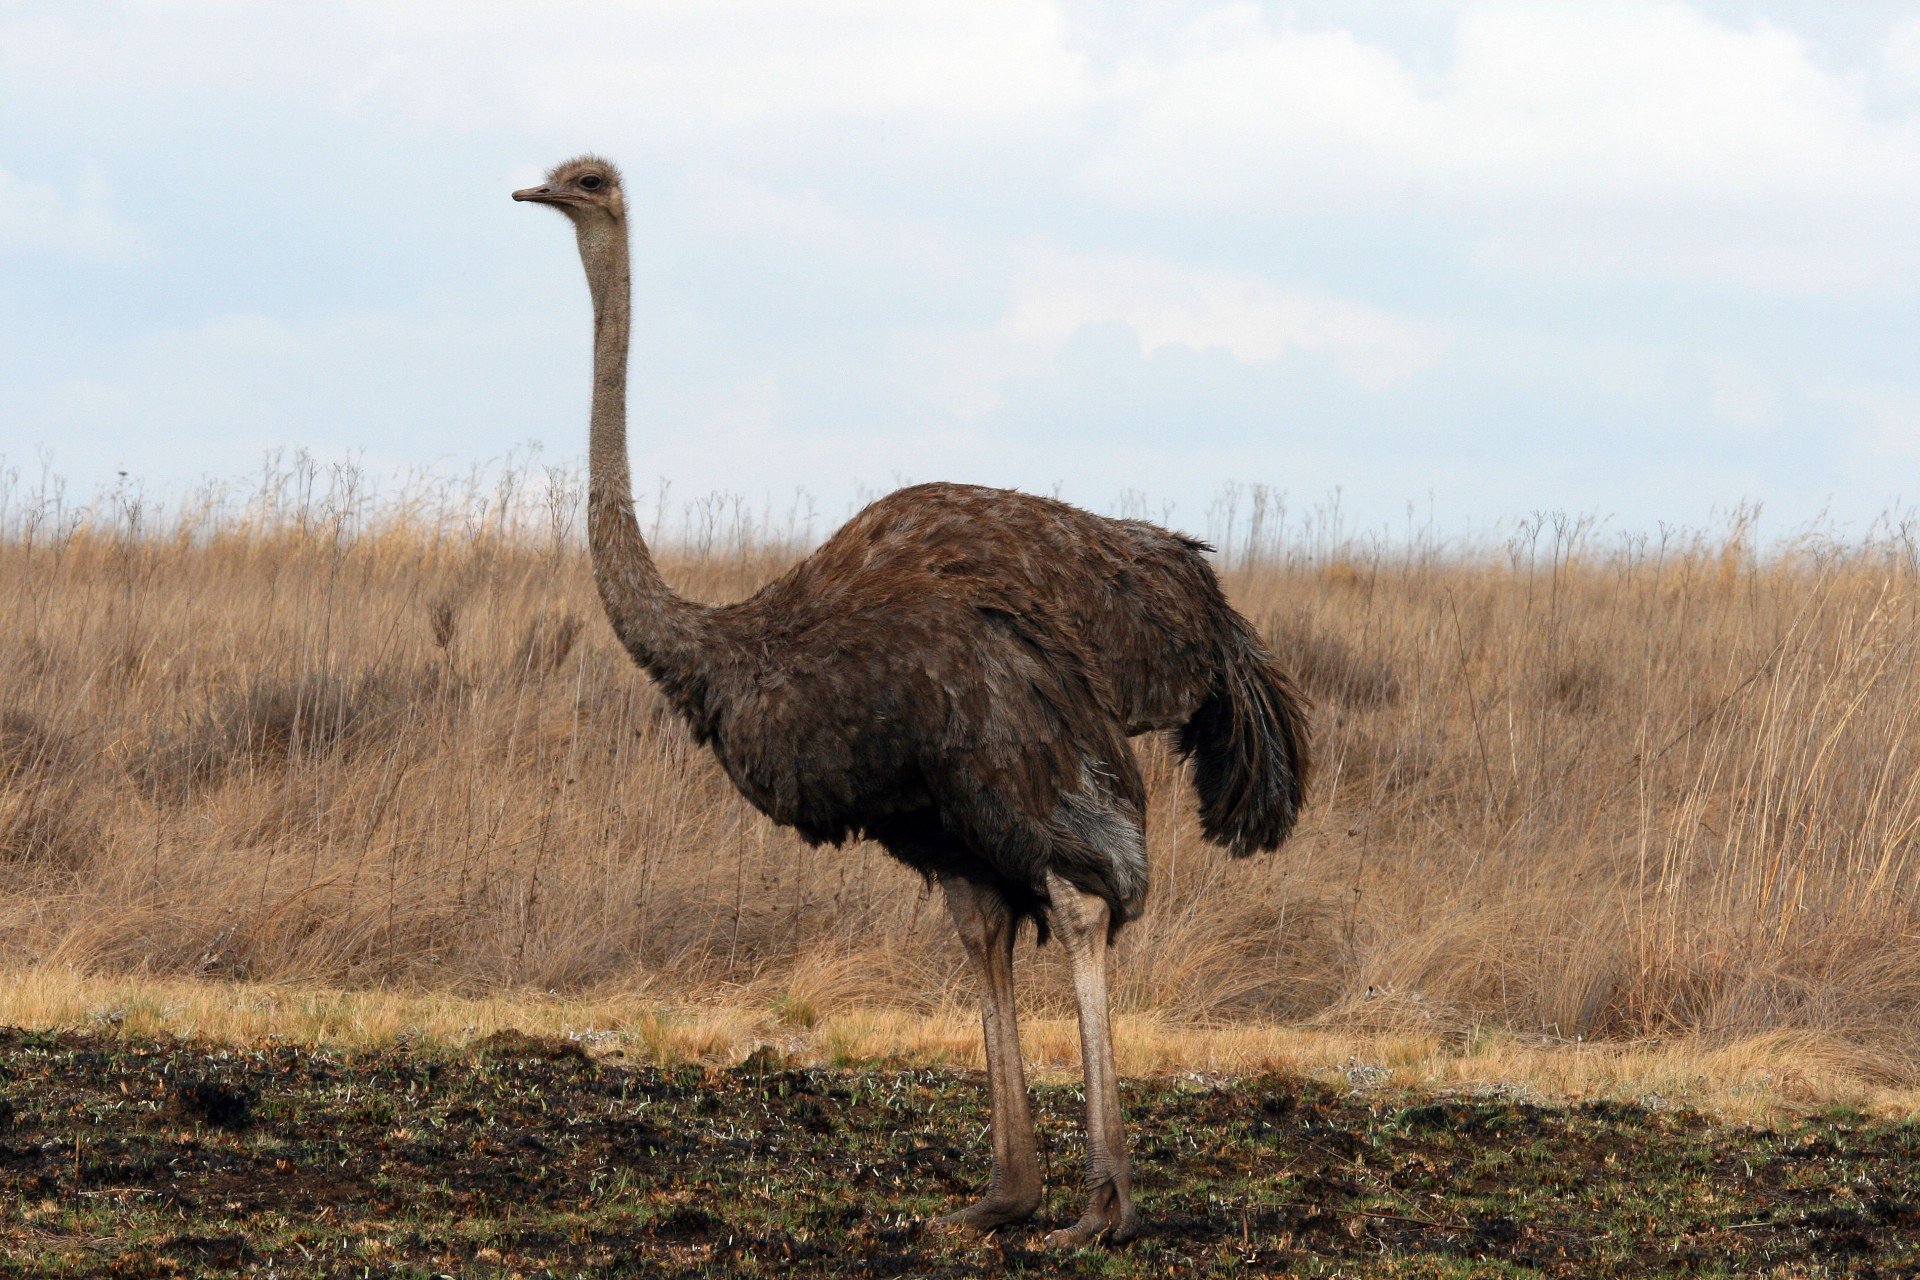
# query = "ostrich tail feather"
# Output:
<box><xmin>1178</xmin><ymin>613</ymin><xmax>1312</xmax><ymax>856</ymax></box>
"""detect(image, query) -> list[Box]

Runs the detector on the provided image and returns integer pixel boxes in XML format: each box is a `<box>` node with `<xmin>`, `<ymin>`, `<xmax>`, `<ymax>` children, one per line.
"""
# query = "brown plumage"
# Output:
<box><xmin>515</xmin><ymin>155</ymin><xmax>1310</xmax><ymax>1247</ymax></box>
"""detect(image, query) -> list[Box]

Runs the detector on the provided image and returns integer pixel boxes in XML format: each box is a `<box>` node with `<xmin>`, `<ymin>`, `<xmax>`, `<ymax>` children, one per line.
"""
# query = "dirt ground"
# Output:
<box><xmin>2</xmin><ymin>1026</ymin><xmax>1918</xmax><ymax>1277</ymax></box>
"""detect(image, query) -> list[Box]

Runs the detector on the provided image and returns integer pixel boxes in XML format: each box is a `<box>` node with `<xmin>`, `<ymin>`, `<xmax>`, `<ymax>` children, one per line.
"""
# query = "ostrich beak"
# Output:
<box><xmin>513</xmin><ymin>184</ymin><xmax>568</xmax><ymax>205</ymax></box>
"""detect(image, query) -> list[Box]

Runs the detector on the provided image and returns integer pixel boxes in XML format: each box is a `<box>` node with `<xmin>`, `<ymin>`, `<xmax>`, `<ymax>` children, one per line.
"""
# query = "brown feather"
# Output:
<box><xmin>670</xmin><ymin>481</ymin><xmax>1310</xmax><ymax>934</ymax></box>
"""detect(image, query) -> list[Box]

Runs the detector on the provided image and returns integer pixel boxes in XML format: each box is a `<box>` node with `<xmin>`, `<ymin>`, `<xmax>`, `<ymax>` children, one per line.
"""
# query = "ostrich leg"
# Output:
<box><xmin>934</xmin><ymin>874</ymin><xmax>1042</xmax><ymax>1230</ymax></box>
<box><xmin>1041</xmin><ymin>870</ymin><xmax>1141</xmax><ymax>1247</ymax></box>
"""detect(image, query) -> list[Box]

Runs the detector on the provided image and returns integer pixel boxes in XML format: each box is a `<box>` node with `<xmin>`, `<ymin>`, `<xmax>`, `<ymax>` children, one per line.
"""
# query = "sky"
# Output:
<box><xmin>3</xmin><ymin>0</ymin><xmax>1920</xmax><ymax>541</ymax></box>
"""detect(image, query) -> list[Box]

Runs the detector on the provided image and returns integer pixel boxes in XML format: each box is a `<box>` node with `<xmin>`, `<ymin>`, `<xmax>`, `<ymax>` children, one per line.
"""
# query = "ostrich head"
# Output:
<box><xmin>512</xmin><ymin>155</ymin><xmax>624</xmax><ymax>221</ymax></box>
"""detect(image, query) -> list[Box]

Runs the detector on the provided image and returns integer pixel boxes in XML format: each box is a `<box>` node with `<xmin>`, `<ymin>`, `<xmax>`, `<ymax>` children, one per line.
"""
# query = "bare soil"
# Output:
<box><xmin>3</xmin><ymin>1027</ymin><xmax>1919</xmax><ymax>1276</ymax></box>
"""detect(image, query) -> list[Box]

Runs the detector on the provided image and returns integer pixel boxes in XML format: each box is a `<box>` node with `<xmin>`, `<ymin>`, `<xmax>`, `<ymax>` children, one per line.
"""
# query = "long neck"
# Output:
<box><xmin>575</xmin><ymin>211</ymin><xmax>707</xmax><ymax>680</ymax></box>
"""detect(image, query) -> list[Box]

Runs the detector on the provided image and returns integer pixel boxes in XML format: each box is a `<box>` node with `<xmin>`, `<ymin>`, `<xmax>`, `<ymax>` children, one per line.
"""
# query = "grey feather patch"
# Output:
<box><xmin>1050</xmin><ymin>765</ymin><xmax>1148</xmax><ymax>920</ymax></box>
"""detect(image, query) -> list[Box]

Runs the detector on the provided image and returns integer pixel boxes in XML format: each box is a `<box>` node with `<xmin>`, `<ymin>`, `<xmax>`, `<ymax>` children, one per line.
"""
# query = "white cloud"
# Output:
<box><xmin>0</xmin><ymin>167</ymin><xmax>137</xmax><ymax>257</ymax></box>
<box><xmin>1112</xmin><ymin>1</ymin><xmax>1920</xmax><ymax>202</ymax></box>
<box><xmin>11</xmin><ymin>1</ymin><xmax>1920</xmax><ymax>295</ymax></box>
<box><xmin>1088</xmin><ymin>1</ymin><xmax>1920</xmax><ymax>293</ymax></box>
<box><xmin>884</xmin><ymin>242</ymin><xmax>1446</xmax><ymax>434</ymax></box>
<box><xmin>0</xmin><ymin>1</ymin><xmax>1092</xmax><ymax>136</ymax></box>
<box><xmin>487</xmin><ymin>1</ymin><xmax>1089</xmax><ymax>128</ymax></box>
<box><xmin>1887</xmin><ymin>19</ymin><xmax>1920</xmax><ymax>89</ymax></box>
<box><xmin>1006</xmin><ymin>246</ymin><xmax>1446</xmax><ymax>389</ymax></box>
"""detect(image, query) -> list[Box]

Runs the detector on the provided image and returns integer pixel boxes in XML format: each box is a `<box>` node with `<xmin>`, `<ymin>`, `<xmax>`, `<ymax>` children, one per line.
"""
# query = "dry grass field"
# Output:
<box><xmin>6</xmin><ymin>458</ymin><xmax>1920</xmax><ymax>1108</ymax></box>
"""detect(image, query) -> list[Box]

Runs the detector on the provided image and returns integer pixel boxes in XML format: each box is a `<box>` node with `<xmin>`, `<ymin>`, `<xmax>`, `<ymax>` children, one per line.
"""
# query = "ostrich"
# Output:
<box><xmin>513</xmin><ymin>156</ymin><xmax>1310</xmax><ymax>1247</ymax></box>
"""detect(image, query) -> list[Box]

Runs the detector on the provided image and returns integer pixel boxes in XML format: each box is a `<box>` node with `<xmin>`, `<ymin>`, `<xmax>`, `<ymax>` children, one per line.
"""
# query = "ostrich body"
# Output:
<box><xmin>514</xmin><ymin>157</ymin><xmax>1310</xmax><ymax>1246</ymax></box>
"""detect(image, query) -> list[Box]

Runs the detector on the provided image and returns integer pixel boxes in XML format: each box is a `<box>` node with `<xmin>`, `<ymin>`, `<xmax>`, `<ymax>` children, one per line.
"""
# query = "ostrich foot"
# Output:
<box><xmin>1041</xmin><ymin>1187</ymin><xmax>1141</xmax><ymax>1249</ymax></box>
<box><xmin>929</xmin><ymin>1191</ymin><xmax>1041</xmax><ymax>1236</ymax></box>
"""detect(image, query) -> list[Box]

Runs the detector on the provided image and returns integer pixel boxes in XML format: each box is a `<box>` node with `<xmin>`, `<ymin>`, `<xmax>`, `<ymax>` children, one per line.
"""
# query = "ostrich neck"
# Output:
<box><xmin>576</xmin><ymin>213</ymin><xmax>708</xmax><ymax>681</ymax></box>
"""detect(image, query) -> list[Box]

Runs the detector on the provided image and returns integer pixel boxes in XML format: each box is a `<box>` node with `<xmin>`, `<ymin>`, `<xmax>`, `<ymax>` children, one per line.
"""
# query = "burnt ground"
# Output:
<box><xmin>1</xmin><ymin>1028</ymin><xmax>1917</xmax><ymax>1277</ymax></box>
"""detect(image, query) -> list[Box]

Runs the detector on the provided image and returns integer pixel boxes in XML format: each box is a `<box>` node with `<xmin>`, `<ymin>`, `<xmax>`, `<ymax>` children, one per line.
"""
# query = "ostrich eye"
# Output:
<box><xmin>579</xmin><ymin>175</ymin><xmax>603</xmax><ymax>190</ymax></box>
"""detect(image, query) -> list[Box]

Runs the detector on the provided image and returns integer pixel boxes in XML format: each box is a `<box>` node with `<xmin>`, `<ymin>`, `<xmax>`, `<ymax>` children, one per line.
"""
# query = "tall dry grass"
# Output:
<box><xmin>5</xmin><ymin>458</ymin><xmax>1920</xmax><ymax>1079</ymax></box>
